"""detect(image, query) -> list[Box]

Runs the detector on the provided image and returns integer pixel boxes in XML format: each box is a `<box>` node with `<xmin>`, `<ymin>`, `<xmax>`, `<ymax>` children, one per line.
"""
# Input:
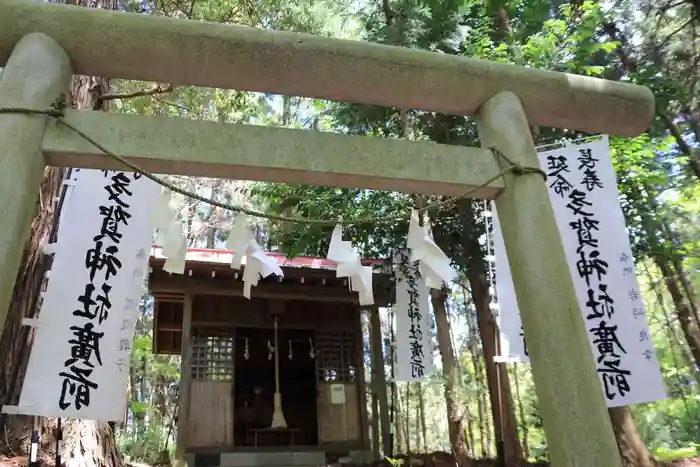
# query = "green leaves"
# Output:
<box><xmin>248</xmin><ymin>182</ymin><xmax>413</xmax><ymax>258</ymax></box>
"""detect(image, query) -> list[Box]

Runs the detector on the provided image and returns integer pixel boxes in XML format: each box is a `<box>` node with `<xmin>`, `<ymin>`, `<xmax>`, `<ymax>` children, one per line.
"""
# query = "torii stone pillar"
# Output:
<box><xmin>0</xmin><ymin>33</ymin><xmax>72</xmax><ymax>336</ymax></box>
<box><xmin>477</xmin><ymin>92</ymin><xmax>622</xmax><ymax>467</ymax></box>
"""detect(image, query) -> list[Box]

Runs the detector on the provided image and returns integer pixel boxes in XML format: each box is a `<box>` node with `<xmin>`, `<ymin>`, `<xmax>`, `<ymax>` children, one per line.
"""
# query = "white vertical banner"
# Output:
<box><xmin>7</xmin><ymin>169</ymin><xmax>159</xmax><ymax>421</ymax></box>
<box><xmin>394</xmin><ymin>250</ymin><xmax>434</xmax><ymax>382</ymax></box>
<box><xmin>493</xmin><ymin>137</ymin><xmax>666</xmax><ymax>407</ymax></box>
<box><xmin>491</xmin><ymin>208</ymin><xmax>528</xmax><ymax>362</ymax></box>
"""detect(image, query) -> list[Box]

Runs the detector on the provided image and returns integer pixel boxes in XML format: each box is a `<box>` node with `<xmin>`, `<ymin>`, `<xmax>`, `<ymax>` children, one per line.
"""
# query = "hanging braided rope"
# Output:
<box><xmin>0</xmin><ymin>98</ymin><xmax>546</xmax><ymax>226</ymax></box>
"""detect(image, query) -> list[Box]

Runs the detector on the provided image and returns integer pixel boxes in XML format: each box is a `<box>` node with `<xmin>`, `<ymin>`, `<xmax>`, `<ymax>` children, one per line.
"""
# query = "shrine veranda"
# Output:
<box><xmin>0</xmin><ymin>1</ymin><xmax>657</xmax><ymax>466</ymax></box>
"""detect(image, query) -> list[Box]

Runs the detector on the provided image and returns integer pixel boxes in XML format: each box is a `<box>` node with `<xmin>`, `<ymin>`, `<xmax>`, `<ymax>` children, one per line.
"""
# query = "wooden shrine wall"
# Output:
<box><xmin>188</xmin><ymin>381</ymin><xmax>234</xmax><ymax>447</ymax></box>
<box><xmin>153</xmin><ymin>294</ymin><xmax>362</xmax><ymax>355</ymax></box>
<box><xmin>313</xmin><ymin>328</ymin><xmax>362</xmax><ymax>446</ymax></box>
<box><xmin>191</xmin><ymin>295</ymin><xmax>358</xmax><ymax>330</ymax></box>
<box><xmin>153</xmin><ymin>297</ymin><xmax>184</xmax><ymax>354</ymax></box>
<box><xmin>159</xmin><ymin>293</ymin><xmax>368</xmax><ymax>451</ymax></box>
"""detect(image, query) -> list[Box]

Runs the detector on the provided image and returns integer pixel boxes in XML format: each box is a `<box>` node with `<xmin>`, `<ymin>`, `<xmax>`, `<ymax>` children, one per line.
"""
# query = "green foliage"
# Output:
<box><xmin>653</xmin><ymin>446</ymin><xmax>700</xmax><ymax>462</ymax></box>
<box><xmin>116</xmin><ymin>418</ymin><xmax>176</xmax><ymax>463</ymax></box>
<box><xmin>248</xmin><ymin>184</ymin><xmax>413</xmax><ymax>258</ymax></box>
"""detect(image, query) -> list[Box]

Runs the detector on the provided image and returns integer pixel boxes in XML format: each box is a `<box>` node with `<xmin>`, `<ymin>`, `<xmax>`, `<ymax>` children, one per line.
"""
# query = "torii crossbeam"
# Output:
<box><xmin>0</xmin><ymin>2</ymin><xmax>654</xmax><ymax>466</ymax></box>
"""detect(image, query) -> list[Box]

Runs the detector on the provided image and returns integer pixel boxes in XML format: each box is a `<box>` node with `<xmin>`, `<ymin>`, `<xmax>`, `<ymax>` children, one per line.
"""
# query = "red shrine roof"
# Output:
<box><xmin>149</xmin><ymin>246</ymin><xmax>387</xmax><ymax>271</ymax></box>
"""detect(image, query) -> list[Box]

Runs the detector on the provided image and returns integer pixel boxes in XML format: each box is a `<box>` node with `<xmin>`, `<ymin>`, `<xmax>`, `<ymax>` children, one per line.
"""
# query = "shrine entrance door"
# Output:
<box><xmin>233</xmin><ymin>327</ymin><xmax>318</xmax><ymax>447</ymax></box>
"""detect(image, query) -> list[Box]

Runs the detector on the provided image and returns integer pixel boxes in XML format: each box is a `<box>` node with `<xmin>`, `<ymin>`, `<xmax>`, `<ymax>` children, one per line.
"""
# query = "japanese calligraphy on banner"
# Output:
<box><xmin>492</xmin><ymin>137</ymin><xmax>667</xmax><ymax>407</ymax></box>
<box><xmin>7</xmin><ymin>169</ymin><xmax>158</xmax><ymax>421</ymax></box>
<box><xmin>394</xmin><ymin>250</ymin><xmax>434</xmax><ymax>382</ymax></box>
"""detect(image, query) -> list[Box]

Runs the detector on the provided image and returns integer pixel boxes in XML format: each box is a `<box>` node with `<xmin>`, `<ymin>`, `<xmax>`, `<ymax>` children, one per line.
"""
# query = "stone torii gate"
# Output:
<box><xmin>0</xmin><ymin>2</ymin><xmax>653</xmax><ymax>466</ymax></box>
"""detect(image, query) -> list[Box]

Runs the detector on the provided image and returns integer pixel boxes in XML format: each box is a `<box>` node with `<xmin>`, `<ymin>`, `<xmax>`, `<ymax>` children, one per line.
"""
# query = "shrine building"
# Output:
<box><xmin>148</xmin><ymin>247</ymin><xmax>393</xmax><ymax>467</ymax></box>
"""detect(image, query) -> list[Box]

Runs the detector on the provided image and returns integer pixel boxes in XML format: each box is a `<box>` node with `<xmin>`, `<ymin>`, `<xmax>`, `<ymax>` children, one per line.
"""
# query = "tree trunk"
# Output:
<box><xmin>469</xmin><ymin>328</ymin><xmax>488</xmax><ymax>457</ymax></box>
<box><xmin>482</xmin><ymin>389</ymin><xmax>492</xmax><ymax>458</ymax></box>
<box><xmin>369</xmin><ymin>307</ymin><xmax>391</xmax><ymax>456</ymax></box>
<box><xmin>371</xmin><ymin>389</ymin><xmax>380</xmax><ymax>458</ymax></box>
<box><xmin>417</xmin><ymin>383</ymin><xmax>428</xmax><ymax>452</ymax></box>
<box><xmin>512</xmin><ymin>364</ymin><xmax>530</xmax><ymax>460</ymax></box>
<box><xmin>386</xmin><ymin>326</ymin><xmax>398</xmax><ymax>456</ymax></box>
<box><xmin>466</xmin><ymin>417</ymin><xmax>476</xmax><ymax>458</ymax></box>
<box><xmin>431</xmin><ymin>289</ymin><xmax>470</xmax><ymax>467</ymax></box>
<box><xmin>129</xmin><ymin>363</ymin><xmax>138</xmax><ymax>434</ymax></box>
<box><xmin>404</xmin><ymin>384</ymin><xmax>411</xmax><ymax>454</ymax></box>
<box><xmin>656</xmin><ymin>255</ymin><xmax>700</xmax><ymax>368</ymax></box>
<box><xmin>63</xmin><ymin>421</ymin><xmax>123</xmax><ymax>467</ymax></box>
<box><xmin>368</xmin><ymin>307</ymin><xmax>379</xmax><ymax>459</ymax></box>
<box><xmin>462</xmin><ymin>293</ymin><xmax>483</xmax><ymax>459</ymax></box>
<box><xmin>639</xmin><ymin>200</ymin><xmax>700</xmax><ymax>370</ymax></box>
<box><xmin>203</xmin><ymin>179</ymin><xmax>222</xmax><ymax>248</ymax></box>
<box><xmin>467</xmin><ymin>266</ymin><xmax>523</xmax><ymax>465</ymax></box>
<box><xmin>413</xmin><ymin>385</ymin><xmax>421</xmax><ymax>452</ymax></box>
<box><xmin>0</xmin><ymin>165</ymin><xmax>64</xmax><ymax>456</ymax></box>
<box><xmin>608</xmin><ymin>407</ymin><xmax>657</xmax><ymax>467</ymax></box>
<box><xmin>673</xmin><ymin>255</ymin><xmax>700</xmax><ymax>322</ymax></box>
<box><xmin>153</xmin><ymin>368</ymin><xmax>168</xmax><ymax>451</ymax></box>
<box><xmin>661</xmin><ymin>221</ymin><xmax>700</xmax><ymax>324</ymax></box>
<box><xmin>394</xmin><ymin>386</ymin><xmax>406</xmax><ymax>454</ymax></box>
<box><xmin>645</xmin><ymin>264</ymin><xmax>700</xmax><ymax>387</ymax></box>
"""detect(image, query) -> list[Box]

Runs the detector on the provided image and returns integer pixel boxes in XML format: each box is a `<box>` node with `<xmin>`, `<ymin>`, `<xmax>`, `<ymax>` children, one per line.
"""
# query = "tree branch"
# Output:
<box><xmin>657</xmin><ymin>17</ymin><xmax>695</xmax><ymax>52</ymax></box>
<box><xmin>606</xmin><ymin>21</ymin><xmax>700</xmax><ymax>180</ymax></box>
<box><xmin>657</xmin><ymin>109</ymin><xmax>700</xmax><ymax>179</ymax></box>
<box><xmin>152</xmin><ymin>96</ymin><xmax>192</xmax><ymax>113</ymax></box>
<box><xmin>98</xmin><ymin>84</ymin><xmax>174</xmax><ymax>102</ymax></box>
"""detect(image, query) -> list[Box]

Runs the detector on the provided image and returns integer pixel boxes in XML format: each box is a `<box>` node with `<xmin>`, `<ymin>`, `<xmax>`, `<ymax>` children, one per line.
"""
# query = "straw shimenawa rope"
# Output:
<box><xmin>0</xmin><ymin>97</ymin><xmax>546</xmax><ymax>226</ymax></box>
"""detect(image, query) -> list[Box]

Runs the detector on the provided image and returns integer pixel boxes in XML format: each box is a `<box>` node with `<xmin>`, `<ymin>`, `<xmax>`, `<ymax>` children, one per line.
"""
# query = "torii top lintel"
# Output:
<box><xmin>0</xmin><ymin>0</ymin><xmax>653</xmax><ymax>137</ymax></box>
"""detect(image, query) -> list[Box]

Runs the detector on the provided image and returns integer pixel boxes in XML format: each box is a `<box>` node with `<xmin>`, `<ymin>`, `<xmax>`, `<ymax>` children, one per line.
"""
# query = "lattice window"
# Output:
<box><xmin>315</xmin><ymin>331</ymin><xmax>357</xmax><ymax>382</ymax></box>
<box><xmin>190</xmin><ymin>333</ymin><xmax>234</xmax><ymax>381</ymax></box>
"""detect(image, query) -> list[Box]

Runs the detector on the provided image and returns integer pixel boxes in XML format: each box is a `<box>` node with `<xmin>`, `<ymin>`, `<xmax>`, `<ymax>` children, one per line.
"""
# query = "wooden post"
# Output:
<box><xmin>369</xmin><ymin>307</ymin><xmax>391</xmax><ymax>456</ymax></box>
<box><xmin>0</xmin><ymin>33</ymin><xmax>71</xmax><ymax>339</ymax></box>
<box><xmin>370</xmin><ymin>389</ymin><xmax>380</xmax><ymax>459</ymax></box>
<box><xmin>356</xmin><ymin>308</ymin><xmax>371</xmax><ymax>451</ymax></box>
<box><xmin>174</xmin><ymin>294</ymin><xmax>193</xmax><ymax>467</ymax></box>
<box><xmin>476</xmin><ymin>91</ymin><xmax>622</xmax><ymax>467</ymax></box>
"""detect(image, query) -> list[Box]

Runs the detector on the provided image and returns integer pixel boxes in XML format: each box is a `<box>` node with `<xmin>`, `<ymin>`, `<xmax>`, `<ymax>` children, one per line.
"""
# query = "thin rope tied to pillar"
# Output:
<box><xmin>0</xmin><ymin>101</ymin><xmax>547</xmax><ymax>225</ymax></box>
<box><xmin>488</xmin><ymin>147</ymin><xmax>547</xmax><ymax>182</ymax></box>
